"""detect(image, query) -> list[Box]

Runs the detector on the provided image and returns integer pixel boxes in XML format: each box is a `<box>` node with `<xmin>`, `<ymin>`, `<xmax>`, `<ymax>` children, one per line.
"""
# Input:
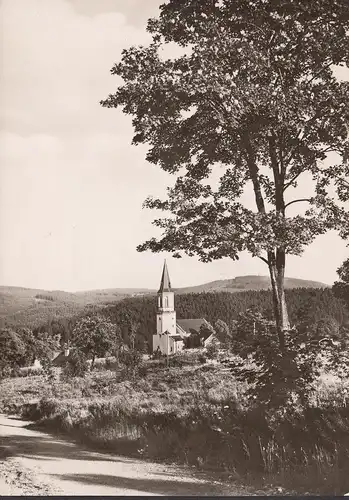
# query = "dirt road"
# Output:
<box><xmin>0</xmin><ymin>414</ymin><xmax>246</xmax><ymax>496</ymax></box>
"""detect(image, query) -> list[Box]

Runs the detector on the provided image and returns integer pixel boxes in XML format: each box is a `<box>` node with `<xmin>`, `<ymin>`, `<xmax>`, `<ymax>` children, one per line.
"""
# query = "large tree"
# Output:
<box><xmin>101</xmin><ymin>0</ymin><xmax>349</xmax><ymax>349</ymax></box>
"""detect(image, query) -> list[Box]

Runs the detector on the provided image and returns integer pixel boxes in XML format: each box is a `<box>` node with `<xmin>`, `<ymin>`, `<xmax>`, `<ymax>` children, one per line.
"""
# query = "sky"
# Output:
<box><xmin>0</xmin><ymin>0</ymin><xmax>348</xmax><ymax>292</ymax></box>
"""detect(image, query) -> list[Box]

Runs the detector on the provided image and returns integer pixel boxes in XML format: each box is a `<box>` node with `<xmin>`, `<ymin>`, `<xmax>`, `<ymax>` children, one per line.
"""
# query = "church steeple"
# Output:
<box><xmin>154</xmin><ymin>260</ymin><xmax>177</xmax><ymax>354</ymax></box>
<box><xmin>158</xmin><ymin>260</ymin><xmax>172</xmax><ymax>293</ymax></box>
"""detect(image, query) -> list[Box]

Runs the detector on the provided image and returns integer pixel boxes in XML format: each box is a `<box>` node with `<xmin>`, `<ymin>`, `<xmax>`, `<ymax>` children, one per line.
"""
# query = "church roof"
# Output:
<box><xmin>176</xmin><ymin>318</ymin><xmax>210</xmax><ymax>335</ymax></box>
<box><xmin>170</xmin><ymin>335</ymin><xmax>184</xmax><ymax>341</ymax></box>
<box><xmin>158</xmin><ymin>260</ymin><xmax>172</xmax><ymax>293</ymax></box>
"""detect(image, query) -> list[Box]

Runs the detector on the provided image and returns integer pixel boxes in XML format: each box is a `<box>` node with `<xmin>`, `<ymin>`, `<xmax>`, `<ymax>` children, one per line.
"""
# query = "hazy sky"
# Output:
<box><xmin>0</xmin><ymin>0</ymin><xmax>348</xmax><ymax>291</ymax></box>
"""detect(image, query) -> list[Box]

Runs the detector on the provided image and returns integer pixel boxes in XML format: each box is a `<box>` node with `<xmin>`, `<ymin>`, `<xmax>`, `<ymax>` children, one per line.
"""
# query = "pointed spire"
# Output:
<box><xmin>158</xmin><ymin>260</ymin><xmax>172</xmax><ymax>293</ymax></box>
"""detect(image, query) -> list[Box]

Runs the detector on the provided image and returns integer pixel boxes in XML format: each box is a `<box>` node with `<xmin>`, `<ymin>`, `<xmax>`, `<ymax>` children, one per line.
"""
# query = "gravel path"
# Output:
<box><xmin>0</xmin><ymin>414</ymin><xmax>248</xmax><ymax>496</ymax></box>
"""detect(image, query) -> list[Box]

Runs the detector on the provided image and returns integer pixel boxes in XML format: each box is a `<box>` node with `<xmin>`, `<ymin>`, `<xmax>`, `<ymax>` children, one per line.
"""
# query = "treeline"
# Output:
<box><xmin>32</xmin><ymin>287</ymin><xmax>349</xmax><ymax>351</ymax></box>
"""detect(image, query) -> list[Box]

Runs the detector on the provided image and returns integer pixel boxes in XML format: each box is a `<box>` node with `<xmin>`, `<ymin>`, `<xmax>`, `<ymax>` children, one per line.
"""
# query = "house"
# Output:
<box><xmin>177</xmin><ymin>318</ymin><xmax>215</xmax><ymax>348</ymax></box>
<box><xmin>153</xmin><ymin>261</ymin><xmax>215</xmax><ymax>355</ymax></box>
<box><xmin>51</xmin><ymin>347</ymin><xmax>71</xmax><ymax>367</ymax></box>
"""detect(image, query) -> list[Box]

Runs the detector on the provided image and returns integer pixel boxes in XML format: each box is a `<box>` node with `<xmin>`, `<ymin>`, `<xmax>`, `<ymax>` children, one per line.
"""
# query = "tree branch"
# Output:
<box><xmin>268</xmin><ymin>132</ymin><xmax>285</xmax><ymax>213</ymax></box>
<box><xmin>242</xmin><ymin>133</ymin><xmax>266</xmax><ymax>214</ymax></box>
<box><xmin>305</xmin><ymin>59</ymin><xmax>334</xmax><ymax>86</ymax></box>
<box><xmin>283</xmin><ymin>170</ymin><xmax>304</xmax><ymax>191</ymax></box>
<box><xmin>258</xmin><ymin>255</ymin><xmax>269</xmax><ymax>265</ymax></box>
<box><xmin>284</xmin><ymin>110</ymin><xmax>324</xmax><ymax>168</ymax></box>
<box><xmin>284</xmin><ymin>198</ymin><xmax>311</xmax><ymax>209</ymax></box>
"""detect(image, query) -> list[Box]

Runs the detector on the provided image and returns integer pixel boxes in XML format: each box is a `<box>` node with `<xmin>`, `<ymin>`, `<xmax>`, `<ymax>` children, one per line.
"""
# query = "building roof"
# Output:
<box><xmin>176</xmin><ymin>318</ymin><xmax>210</xmax><ymax>336</ymax></box>
<box><xmin>158</xmin><ymin>260</ymin><xmax>172</xmax><ymax>293</ymax></box>
<box><xmin>202</xmin><ymin>331</ymin><xmax>215</xmax><ymax>342</ymax></box>
<box><xmin>52</xmin><ymin>352</ymin><xmax>69</xmax><ymax>366</ymax></box>
<box><xmin>170</xmin><ymin>335</ymin><xmax>184</xmax><ymax>341</ymax></box>
<box><xmin>51</xmin><ymin>348</ymin><xmax>75</xmax><ymax>366</ymax></box>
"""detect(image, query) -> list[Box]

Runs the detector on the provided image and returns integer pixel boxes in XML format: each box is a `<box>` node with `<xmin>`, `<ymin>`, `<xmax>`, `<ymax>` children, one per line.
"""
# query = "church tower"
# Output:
<box><xmin>153</xmin><ymin>260</ymin><xmax>177</xmax><ymax>354</ymax></box>
<box><xmin>156</xmin><ymin>260</ymin><xmax>176</xmax><ymax>335</ymax></box>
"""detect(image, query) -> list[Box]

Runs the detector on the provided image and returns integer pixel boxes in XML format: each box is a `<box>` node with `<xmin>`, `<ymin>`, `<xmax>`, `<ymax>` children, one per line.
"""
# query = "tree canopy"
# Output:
<box><xmin>101</xmin><ymin>0</ymin><xmax>349</xmax><ymax>342</ymax></box>
<box><xmin>102</xmin><ymin>0</ymin><xmax>349</xmax><ymax>262</ymax></box>
<box><xmin>71</xmin><ymin>315</ymin><xmax>122</xmax><ymax>368</ymax></box>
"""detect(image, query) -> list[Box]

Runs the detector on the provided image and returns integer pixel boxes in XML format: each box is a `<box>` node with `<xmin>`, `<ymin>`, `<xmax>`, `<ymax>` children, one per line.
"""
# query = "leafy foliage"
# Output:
<box><xmin>119</xmin><ymin>347</ymin><xmax>142</xmax><ymax>379</ymax></box>
<box><xmin>101</xmin><ymin>0</ymin><xmax>349</xmax><ymax>339</ymax></box>
<box><xmin>30</xmin><ymin>287</ymin><xmax>348</xmax><ymax>354</ymax></box>
<box><xmin>214</xmin><ymin>319</ymin><xmax>232</xmax><ymax>347</ymax></box>
<box><xmin>71</xmin><ymin>315</ymin><xmax>122</xmax><ymax>369</ymax></box>
<box><xmin>0</xmin><ymin>327</ymin><xmax>59</xmax><ymax>377</ymax></box>
<box><xmin>62</xmin><ymin>350</ymin><xmax>89</xmax><ymax>378</ymax></box>
<box><xmin>205</xmin><ymin>336</ymin><xmax>220</xmax><ymax>359</ymax></box>
<box><xmin>0</xmin><ymin>328</ymin><xmax>26</xmax><ymax>377</ymax></box>
<box><xmin>226</xmin><ymin>309</ymin><xmax>349</xmax><ymax>411</ymax></box>
<box><xmin>333</xmin><ymin>257</ymin><xmax>349</xmax><ymax>307</ymax></box>
<box><xmin>101</xmin><ymin>0</ymin><xmax>349</xmax><ymax>260</ymax></box>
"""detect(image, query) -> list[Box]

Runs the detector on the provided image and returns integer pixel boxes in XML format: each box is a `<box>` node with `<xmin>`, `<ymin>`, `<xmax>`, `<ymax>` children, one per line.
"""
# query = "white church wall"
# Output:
<box><xmin>156</xmin><ymin>310</ymin><xmax>177</xmax><ymax>336</ymax></box>
<box><xmin>153</xmin><ymin>333</ymin><xmax>170</xmax><ymax>355</ymax></box>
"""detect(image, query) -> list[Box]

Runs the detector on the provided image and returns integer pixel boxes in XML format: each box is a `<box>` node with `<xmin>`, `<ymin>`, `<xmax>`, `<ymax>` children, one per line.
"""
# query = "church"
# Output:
<box><xmin>153</xmin><ymin>261</ymin><xmax>214</xmax><ymax>355</ymax></box>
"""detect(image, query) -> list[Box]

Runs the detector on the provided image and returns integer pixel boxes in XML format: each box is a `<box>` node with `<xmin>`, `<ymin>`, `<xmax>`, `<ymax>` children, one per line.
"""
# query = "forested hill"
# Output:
<box><xmin>0</xmin><ymin>286</ymin><xmax>153</xmax><ymax>329</ymax></box>
<box><xmin>30</xmin><ymin>287</ymin><xmax>349</xmax><ymax>352</ymax></box>
<box><xmin>0</xmin><ymin>275</ymin><xmax>327</xmax><ymax>329</ymax></box>
<box><xmin>175</xmin><ymin>276</ymin><xmax>328</xmax><ymax>294</ymax></box>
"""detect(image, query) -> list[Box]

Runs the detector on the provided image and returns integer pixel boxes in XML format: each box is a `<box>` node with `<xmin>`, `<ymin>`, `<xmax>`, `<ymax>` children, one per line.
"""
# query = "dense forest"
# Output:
<box><xmin>32</xmin><ymin>287</ymin><xmax>349</xmax><ymax>352</ymax></box>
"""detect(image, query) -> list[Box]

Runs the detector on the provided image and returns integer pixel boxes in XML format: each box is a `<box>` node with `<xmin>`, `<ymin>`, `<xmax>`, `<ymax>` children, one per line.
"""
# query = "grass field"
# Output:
<box><xmin>1</xmin><ymin>350</ymin><xmax>348</xmax><ymax>495</ymax></box>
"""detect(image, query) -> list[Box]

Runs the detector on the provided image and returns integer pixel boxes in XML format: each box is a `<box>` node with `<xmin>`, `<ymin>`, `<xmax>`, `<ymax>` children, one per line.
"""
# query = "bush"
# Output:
<box><xmin>119</xmin><ymin>348</ymin><xmax>142</xmax><ymax>375</ymax></box>
<box><xmin>205</xmin><ymin>338</ymin><xmax>220</xmax><ymax>359</ymax></box>
<box><xmin>62</xmin><ymin>350</ymin><xmax>89</xmax><ymax>378</ymax></box>
<box><xmin>17</xmin><ymin>366</ymin><xmax>43</xmax><ymax>377</ymax></box>
<box><xmin>227</xmin><ymin>310</ymin><xmax>349</xmax><ymax>411</ymax></box>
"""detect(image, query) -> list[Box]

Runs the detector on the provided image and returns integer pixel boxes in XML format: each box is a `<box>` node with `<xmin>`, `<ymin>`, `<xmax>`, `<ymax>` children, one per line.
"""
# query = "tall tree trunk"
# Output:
<box><xmin>243</xmin><ymin>132</ymin><xmax>290</xmax><ymax>351</ymax></box>
<box><xmin>268</xmin><ymin>249</ymin><xmax>290</xmax><ymax>354</ymax></box>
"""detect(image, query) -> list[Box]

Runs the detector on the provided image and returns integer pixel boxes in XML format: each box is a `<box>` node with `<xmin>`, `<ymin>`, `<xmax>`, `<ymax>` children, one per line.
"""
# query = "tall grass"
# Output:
<box><xmin>1</xmin><ymin>353</ymin><xmax>349</xmax><ymax>495</ymax></box>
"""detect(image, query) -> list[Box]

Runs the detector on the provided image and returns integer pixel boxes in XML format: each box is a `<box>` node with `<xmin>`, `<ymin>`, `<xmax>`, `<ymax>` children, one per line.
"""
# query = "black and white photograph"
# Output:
<box><xmin>0</xmin><ymin>0</ymin><xmax>349</xmax><ymax>496</ymax></box>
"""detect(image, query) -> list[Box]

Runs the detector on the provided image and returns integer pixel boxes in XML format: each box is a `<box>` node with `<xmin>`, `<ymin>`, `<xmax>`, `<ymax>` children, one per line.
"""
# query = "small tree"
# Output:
<box><xmin>214</xmin><ymin>319</ymin><xmax>232</xmax><ymax>348</ymax></box>
<box><xmin>34</xmin><ymin>332</ymin><xmax>60</xmax><ymax>382</ymax></box>
<box><xmin>226</xmin><ymin>309</ymin><xmax>349</xmax><ymax>412</ymax></box>
<box><xmin>119</xmin><ymin>346</ymin><xmax>142</xmax><ymax>379</ymax></box>
<box><xmin>0</xmin><ymin>328</ymin><xmax>26</xmax><ymax>377</ymax></box>
<box><xmin>205</xmin><ymin>338</ymin><xmax>220</xmax><ymax>360</ymax></box>
<box><xmin>128</xmin><ymin>320</ymin><xmax>140</xmax><ymax>349</ymax></box>
<box><xmin>333</xmin><ymin>257</ymin><xmax>349</xmax><ymax>308</ymax></box>
<box><xmin>72</xmin><ymin>315</ymin><xmax>121</xmax><ymax>370</ymax></box>
<box><xmin>17</xmin><ymin>327</ymin><xmax>37</xmax><ymax>366</ymax></box>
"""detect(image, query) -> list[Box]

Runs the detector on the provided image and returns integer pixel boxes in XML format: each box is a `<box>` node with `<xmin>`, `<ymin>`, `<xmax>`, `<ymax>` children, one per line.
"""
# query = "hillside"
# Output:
<box><xmin>0</xmin><ymin>286</ymin><xmax>153</xmax><ymax>329</ymax></box>
<box><xmin>0</xmin><ymin>275</ymin><xmax>328</xmax><ymax>329</ymax></box>
<box><xmin>175</xmin><ymin>275</ymin><xmax>328</xmax><ymax>294</ymax></box>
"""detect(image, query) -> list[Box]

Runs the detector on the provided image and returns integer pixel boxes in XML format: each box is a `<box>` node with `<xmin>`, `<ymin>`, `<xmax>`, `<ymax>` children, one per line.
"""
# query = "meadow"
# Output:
<box><xmin>1</xmin><ymin>349</ymin><xmax>348</xmax><ymax>495</ymax></box>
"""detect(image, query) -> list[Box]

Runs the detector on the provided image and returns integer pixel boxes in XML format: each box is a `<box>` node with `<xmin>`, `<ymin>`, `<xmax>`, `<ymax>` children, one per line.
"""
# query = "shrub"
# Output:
<box><xmin>119</xmin><ymin>348</ymin><xmax>142</xmax><ymax>378</ymax></box>
<box><xmin>17</xmin><ymin>366</ymin><xmax>43</xmax><ymax>377</ymax></box>
<box><xmin>227</xmin><ymin>309</ymin><xmax>349</xmax><ymax>412</ymax></box>
<box><xmin>205</xmin><ymin>338</ymin><xmax>220</xmax><ymax>359</ymax></box>
<box><xmin>35</xmin><ymin>294</ymin><xmax>54</xmax><ymax>301</ymax></box>
<box><xmin>62</xmin><ymin>350</ymin><xmax>89</xmax><ymax>378</ymax></box>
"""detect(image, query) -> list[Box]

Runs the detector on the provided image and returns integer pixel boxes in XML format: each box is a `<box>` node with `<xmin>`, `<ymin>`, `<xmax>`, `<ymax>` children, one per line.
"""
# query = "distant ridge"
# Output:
<box><xmin>0</xmin><ymin>275</ymin><xmax>328</xmax><ymax>328</ymax></box>
<box><xmin>175</xmin><ymin>275</ymin><xmax>329</xmax><ymax>294</ymax></box>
